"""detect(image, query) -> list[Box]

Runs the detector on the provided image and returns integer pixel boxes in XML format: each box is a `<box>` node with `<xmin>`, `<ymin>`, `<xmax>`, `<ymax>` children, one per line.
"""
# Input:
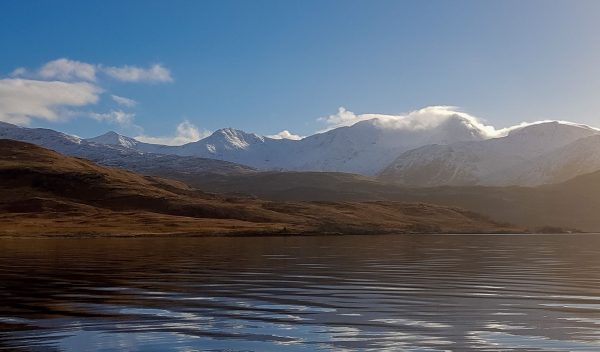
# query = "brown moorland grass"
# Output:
<box><xmin>0</xmin><ymin>139</ymin><xmax>523</xmax><ymax>237</ymax></box>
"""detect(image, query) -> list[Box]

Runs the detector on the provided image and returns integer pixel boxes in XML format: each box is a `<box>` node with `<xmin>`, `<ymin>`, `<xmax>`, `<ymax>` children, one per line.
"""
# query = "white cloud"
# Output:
<box><xmin>102</xmin><ymin>64</ymin><xmax>173</xmax><ymax>83</ymax></box>
<box><xmin>39</xmin><ymin>58</ymin><xmax>97</xmax><ymax>81</ymax></box>
<box><xmin>318</xmin><ymin>106</ymin><xmax>500</xmax><ymax>137</ymax></box>
<box><xmin>135</xmin><ymin>120</ymin><xmax>211</xmax><ymax>146</ymax></box>
<box><xmin>89</xmin><ymin>110</ymin><xmax>136</xmax><ymax>126</ymax></box>
<box><xmin>318</xmin><ymin>107</ymin><xmax>362</xmax><ymax>130</ymax></box>
<box><xmin>0</xmin><ymin>59</ymin><xmax>172</xmax><ymax>128</ymax></box>
<box><xmin>10</xmin><ymin>59</ymin><xmax>172</xmax><ymax>84</ymax></box>
<box><xmin>267</xmin><ymin>130</ymin><xmax>303</xmax><ymax>140</ymax></box>
<box><xmin>111</xmin><ymin>94</ymin><xmax>138</xmax><ymax>107</ymax></box>
<box><xmin>0</xmin><ymin>78</ymin><xmax>101</xmax><ymax>125</ymax></box>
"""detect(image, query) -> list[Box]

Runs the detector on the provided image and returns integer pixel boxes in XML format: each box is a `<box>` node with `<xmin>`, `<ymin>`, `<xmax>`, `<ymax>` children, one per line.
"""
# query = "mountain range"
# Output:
<box><xmin>82</xmin><ymin>113</ymin><xmax>490</xmax><ymax>175</ymax></box>
<box><xmin>0</xmin><ymin>121</ymin><xmax>256</xmax><ymax>180</ymax></box>
<box><xmin>379</xmin><ymin>121</ymin><xmax>600</xmax><ymax>186</ymax></box>
<box><xmin>5</xmin><ymin>115</ymin><xmax>600</xmax><ymax>231</ymax></box>
<box><xmin>3</xmin><ymin>115</ymin><xmax>600</xmax><ymax>188</ymax></box>
<box><xmin>0</xmin><ymin>139</ymin><xmax>518</xmax><ymax>236</ymax></box>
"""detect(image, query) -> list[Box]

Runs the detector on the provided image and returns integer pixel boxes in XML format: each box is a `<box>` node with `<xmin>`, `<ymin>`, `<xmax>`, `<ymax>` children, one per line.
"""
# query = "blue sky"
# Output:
<box><xmin>1</xmin><ymin>0</ymin><xmax>600</xmax><ymax>143</ymax></box>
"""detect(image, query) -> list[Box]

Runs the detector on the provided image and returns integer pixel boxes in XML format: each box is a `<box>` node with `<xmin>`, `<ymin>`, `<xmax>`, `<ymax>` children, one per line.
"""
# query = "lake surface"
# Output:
<box><xmin>1</xmin><ymin>234</ymin><xmax>600</xmax><ymax>351</ymax></box>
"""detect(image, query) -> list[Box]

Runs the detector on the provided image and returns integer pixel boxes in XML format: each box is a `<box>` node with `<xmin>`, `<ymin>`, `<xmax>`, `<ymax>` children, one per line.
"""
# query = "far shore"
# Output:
<box><xmin>2</xmin><ymin>229</ymin><xmax>588</xmax><ymax>239</ymax></box>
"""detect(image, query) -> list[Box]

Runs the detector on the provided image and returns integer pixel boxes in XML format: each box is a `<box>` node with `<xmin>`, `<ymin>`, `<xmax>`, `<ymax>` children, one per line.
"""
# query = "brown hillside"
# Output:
<box><xmin>0</xmin><ymin>139</ymin><xmax>520</xmax><ymax>236</ymax></box>
<box><xmin>184</xmin><ymin>170</ymin><xmax>596</xmax><ymax>231</ymax></box>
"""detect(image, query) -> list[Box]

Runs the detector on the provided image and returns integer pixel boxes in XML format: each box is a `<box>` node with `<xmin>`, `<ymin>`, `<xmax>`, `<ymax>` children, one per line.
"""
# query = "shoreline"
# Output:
<box><xmin>1</xmin><ymin>230</ymin><xmax>588</xmax><ymax>239</ymax></box>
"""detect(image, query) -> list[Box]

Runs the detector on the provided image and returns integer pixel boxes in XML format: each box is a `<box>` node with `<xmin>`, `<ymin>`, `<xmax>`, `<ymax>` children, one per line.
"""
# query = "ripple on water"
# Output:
<box><xmin>1</xmin><ymin>234</ymin><xmax>600</xmax><ymax>351</ymax></box>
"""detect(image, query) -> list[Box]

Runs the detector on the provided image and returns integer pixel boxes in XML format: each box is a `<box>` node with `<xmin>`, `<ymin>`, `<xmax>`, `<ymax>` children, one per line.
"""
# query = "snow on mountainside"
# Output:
<box><xmin>85</xmin><ymin>112</ymin><xmax>491</xmax><ymax>175</ymax></box>
<box><xmin>0</xmin><ymin>122</ymin><xmax>255</xmax><ymax>177</ymax></box>
<box><xmin>174</xmin><ymin>128</ymin><xmax>275</xmax><ymax>162</ymax></box>
<box><xmin>6</xmin><ymin>111</ymin><xmax>600</xmax><ymax>187</ymax></box>
<box><xmin>0</xmin><ymin>121</ymin><xmax>87</xmax><ymax>153</ymax></box>
<box><xmin>282</xmin><ymin>116</ymin><xmax>488</xmax><ymax>175</ymax></box>
<box><xmin>87</xmin><ymin>131</ymin><xmax>140</xmax><ymax>149</ymax></box>
<box><xmin>378</xmin><ymin>121</ymin><xmax>600</xmax><ymax>186</ymax></box>
<box><xmin>492</xmin><ymin>134</ymin><xmax>600</xmax><ymax>186</ymax></box>
<box><xmin>85</xmin><ymin>131</ymin><xmax>178</xmax><ymax>155</ymax></box>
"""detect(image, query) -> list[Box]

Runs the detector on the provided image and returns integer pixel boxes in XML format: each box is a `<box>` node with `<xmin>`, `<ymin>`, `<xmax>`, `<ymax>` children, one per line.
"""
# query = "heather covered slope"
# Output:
<box><xmin>0</xmin><ymin>140</ymin><xmax>518</xmax><ymax>236</ymax></box>
<box><xmin>186</xmin><ymin>169</ymin><xmax>599</xmax><ymax>231</ymax></box>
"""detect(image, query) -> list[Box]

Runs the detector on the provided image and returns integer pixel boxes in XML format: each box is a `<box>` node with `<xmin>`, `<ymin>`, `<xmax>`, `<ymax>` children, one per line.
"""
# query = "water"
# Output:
<box><xmin>1</xmin><ymin>234</ymin><xmax>600</xmax><ymax>351</ymax></box>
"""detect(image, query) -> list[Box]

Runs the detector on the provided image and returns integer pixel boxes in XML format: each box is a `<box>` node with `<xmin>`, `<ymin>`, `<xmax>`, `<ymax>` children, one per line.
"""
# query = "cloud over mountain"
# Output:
<box><xmin>267</xmin><ymin>130</ymin><xmax>303</xmax><ymax>140</ymax></box>
<box><xmin>135</xmin><ymin>120</ymin><xmax>211</xmax><ymax>146</ymax></box>
<box><xmin>319</xmin><ymin>106</ymin><xmax>499</xmax><ymax>138</ymax></box>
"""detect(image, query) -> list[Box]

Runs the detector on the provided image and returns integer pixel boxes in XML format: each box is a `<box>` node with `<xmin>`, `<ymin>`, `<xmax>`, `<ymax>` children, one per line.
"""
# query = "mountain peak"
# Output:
<box><xmin>86</xmin><ymin>131</ymin><xmax>139</xmax><ymax>148</ymax></box>
<box><xmin>208</xmin><ymin>128</ymin><xmax>265</xmax><ymax>148</ymax></box>
<box><xmin>508</xmin><ymin>120</ymin><xmax>598</xmax><ymax>136</ymax></box>
<box><xmin>215</xmin><ymin>127</ymin><xmax>261</xmax><ymax>137</ymax></box>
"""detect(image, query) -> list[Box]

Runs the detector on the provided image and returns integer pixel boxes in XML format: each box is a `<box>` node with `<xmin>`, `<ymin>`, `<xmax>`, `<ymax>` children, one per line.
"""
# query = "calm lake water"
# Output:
<box><xmin>1</xmin><ymin>234</ymin><xmax>600</xmax><ymax>351</ymax></box>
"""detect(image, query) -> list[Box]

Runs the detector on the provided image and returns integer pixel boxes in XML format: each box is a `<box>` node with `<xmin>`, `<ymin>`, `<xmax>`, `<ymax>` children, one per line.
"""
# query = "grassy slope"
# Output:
<box><xmin>180</xmin><ymin>170</ymin><xmax>599</xmax><ymax>232</ymax></box>
<box><xmin>0</xmin><ymin>139</ymin><xmax>520</xmax><ymax>236</ymax></box>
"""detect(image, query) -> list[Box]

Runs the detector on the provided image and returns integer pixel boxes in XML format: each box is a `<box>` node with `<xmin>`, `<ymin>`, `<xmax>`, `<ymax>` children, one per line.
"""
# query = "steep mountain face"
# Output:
<box><xmin>179</xmin><ymin>128</ymin><xmax>267</xmax><ymax>155</ymax></box>
<box><xmin>378</xmin><ymin>122</ymin><xmax>600</xmax><ymax>186</ymax></box>
<box><xmin>86</xmin><ymin>113</ymin><xmax>491</xmax><ymax>175</ymax></box>
<box><xmin>0</xmin><ymin>122</ymin><xmax>256</xmax><ymax>178</ymax></box>
<box><xmin>172</xmin><ymin>128</ymin><xmax>287</xmax><ymax>168</ymax></box>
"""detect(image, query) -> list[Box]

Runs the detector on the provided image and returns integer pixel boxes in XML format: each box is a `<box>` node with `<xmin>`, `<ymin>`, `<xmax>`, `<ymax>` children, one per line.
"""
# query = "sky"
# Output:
<box><xmin>1</xmin><ymin>0</ymin><xmax>600</xmax><ymax>144</ymax></box>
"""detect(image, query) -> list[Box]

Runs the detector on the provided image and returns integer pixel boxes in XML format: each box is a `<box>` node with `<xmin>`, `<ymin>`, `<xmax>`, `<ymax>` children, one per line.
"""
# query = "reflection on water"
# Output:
<box><xmin>1</xmin><ymin>234</ymin><xmax>600</xmax><ymax>351</ymax></box>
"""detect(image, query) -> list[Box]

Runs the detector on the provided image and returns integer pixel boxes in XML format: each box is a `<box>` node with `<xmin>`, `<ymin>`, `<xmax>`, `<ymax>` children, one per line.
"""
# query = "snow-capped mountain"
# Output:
<box><xmin>277</xmin><ymin>116</ymin><xmax>488</xmax><ymax>175</ymax></box>
<box><xmin>85</xmin><ymin>131</ymin><xmax>178</xmax><ymax>155</ymax></box>
<box><xmin>378</xmin><ymin>121</ymin><xmax>600</xmax><ymax>186</ymax></box>
<box><xmin>6</xmin><ymin>114</ymin><xmax>600</xmax><ymax>187</ymax></box>
<box><xmin>87</xmin><ymin>131</ymin><xmax>141</xmax><ymax>149</ymax></box>
<box><xmin>491</xmin><ymin>134</ymin><xmax>600</xmax><ymax>186</ymax></box>
<box><xmin>173</xmin><ymin>128</ymin><xmax>284</xmax><ymax>167</ymax></box>
<box><xmin>85</xmin><ymin>112</ymin><xmax>490</xmax><ymax>175</ymax></box>
<box><xmin>0</xmin><ymin>122</ymin><xmax>255</xmax><ymax>177</ymax></box>
<box><xmin>0</xmin><ymin>121</ymin><xmax>88</xmax><ymax>155</ymax></box>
